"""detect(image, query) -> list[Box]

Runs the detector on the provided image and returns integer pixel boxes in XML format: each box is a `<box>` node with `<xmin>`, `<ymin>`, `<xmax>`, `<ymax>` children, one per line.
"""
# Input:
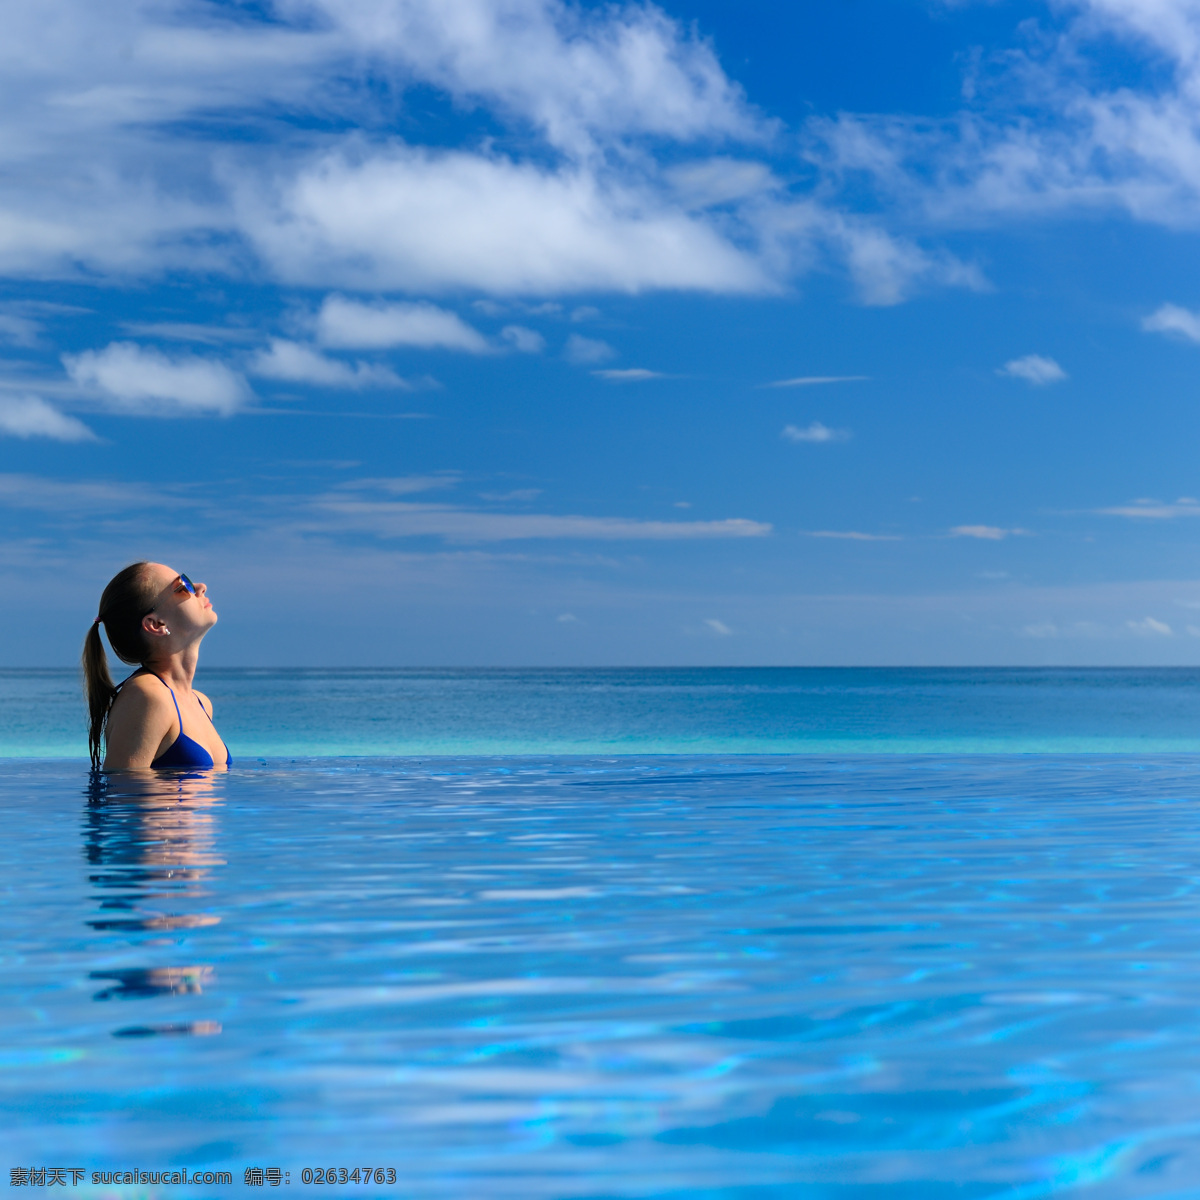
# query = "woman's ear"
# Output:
<box><xmin>142</xmin><ymin>613</ymin><xmax>171</xmax><ymax>638</ymax></box>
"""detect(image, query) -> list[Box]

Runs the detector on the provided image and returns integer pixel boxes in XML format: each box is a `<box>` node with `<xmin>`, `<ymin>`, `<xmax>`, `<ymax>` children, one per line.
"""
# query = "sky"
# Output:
<box><xmin>8</xmin><ymin>0</ymin><xmax>1200</xmax><ymax>666</ymax></box>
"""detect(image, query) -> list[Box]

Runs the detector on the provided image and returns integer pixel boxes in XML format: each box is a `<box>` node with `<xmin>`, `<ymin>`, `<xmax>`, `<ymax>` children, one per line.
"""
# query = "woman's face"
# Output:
<box><xmin>143</xmin><ymin>563</ymin><xmax>217</xmax><ymax>636</ymax></box>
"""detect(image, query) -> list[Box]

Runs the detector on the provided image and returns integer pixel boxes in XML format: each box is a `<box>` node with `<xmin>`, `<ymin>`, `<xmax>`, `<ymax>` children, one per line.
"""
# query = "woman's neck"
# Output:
<box><xmin>143</xmin><ymin>644</ymin><xmax>201</xmax><ymax>690</ymax></box>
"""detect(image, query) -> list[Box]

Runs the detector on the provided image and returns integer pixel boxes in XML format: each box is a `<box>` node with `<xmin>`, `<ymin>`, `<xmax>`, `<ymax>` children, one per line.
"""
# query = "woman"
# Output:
<box><xmin>83</xmin><ymin>562</ymin><xmax>229</xmax><ymax>771</ymax></box>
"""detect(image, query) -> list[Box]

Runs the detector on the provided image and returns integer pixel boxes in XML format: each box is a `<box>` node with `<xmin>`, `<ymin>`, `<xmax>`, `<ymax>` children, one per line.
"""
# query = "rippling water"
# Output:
<box><xmin>6</xmin><ymin>755</ymin><xmax>1200</xmax><ymax>1196</ymax></box>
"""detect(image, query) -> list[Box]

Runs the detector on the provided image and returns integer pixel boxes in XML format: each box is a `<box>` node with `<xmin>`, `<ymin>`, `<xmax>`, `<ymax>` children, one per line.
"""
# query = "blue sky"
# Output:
<box><xmin>8</xmin><ymin>0</ymin><xmax>1200</xmax><ymax>665</ymax></box>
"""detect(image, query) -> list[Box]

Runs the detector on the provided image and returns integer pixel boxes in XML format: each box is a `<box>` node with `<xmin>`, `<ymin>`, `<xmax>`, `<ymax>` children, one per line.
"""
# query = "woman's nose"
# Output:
<box><xmin>196</xmin><ymin>580</ymin><xmax>207</xmax><ymax>595</ymax></box>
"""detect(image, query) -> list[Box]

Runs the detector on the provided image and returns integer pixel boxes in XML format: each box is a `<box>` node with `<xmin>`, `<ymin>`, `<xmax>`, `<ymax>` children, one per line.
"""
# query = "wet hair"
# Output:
<box><xmin>82</xmin><ymin>562</ymin><xmax>159</xmax><ymax>770</ymax></box>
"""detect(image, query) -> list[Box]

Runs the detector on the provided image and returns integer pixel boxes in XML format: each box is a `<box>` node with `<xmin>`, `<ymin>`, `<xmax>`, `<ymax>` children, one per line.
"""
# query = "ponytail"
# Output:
<box><xmin>83</xmin><ymin>622</ymin><xmax>116</xmax><ymax>770</ymax></box>
<box><xmin>82</xmin><ymin>562</ymin><xmax>158</xmax><ymax>769</ymax></box>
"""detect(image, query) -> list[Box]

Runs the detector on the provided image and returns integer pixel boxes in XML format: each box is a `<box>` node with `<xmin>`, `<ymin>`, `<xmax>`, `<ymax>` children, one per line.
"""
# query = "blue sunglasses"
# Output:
<box><xmin>141</xmin><ymin>573</ymin><xmax>197</xmax><ymax>617</ymax></box>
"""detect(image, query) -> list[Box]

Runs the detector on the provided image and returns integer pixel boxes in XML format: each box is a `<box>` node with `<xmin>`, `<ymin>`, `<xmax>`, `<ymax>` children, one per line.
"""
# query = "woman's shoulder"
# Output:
<box><xmin>110</xmin><ymin>672</ymin><xmax>172</xmax><ymax>712</ymax></box>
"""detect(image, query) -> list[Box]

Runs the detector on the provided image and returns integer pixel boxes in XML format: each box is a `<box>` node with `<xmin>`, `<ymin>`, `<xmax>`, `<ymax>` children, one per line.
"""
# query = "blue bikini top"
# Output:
<box><xmin>146</xmin><ymin>674</ymin><xmax>232</xmax><ymax>770</ymax></box>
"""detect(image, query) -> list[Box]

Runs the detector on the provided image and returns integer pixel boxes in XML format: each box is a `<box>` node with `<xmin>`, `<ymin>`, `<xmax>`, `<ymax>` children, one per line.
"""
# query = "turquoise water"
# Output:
<box><xmin>5</xmin><ymin>755</ymin><xmax>1200</xmax><ymax>1196</ymax></box>
<box><xmin>7</xmin><ymin>671</ymin><xmax>1200</xmax><ymax>1195</ymax></box>
<box><xmin>7</xmin><ymin>667</ymin><xmax>1200</xmax><ymax>756</ymax></box>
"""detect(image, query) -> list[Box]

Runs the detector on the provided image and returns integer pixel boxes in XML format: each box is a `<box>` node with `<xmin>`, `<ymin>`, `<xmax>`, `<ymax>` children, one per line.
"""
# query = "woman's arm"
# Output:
<box><xmin>102</xmin><ymin>678</ymin><xmax>174</xmax><ymax>769</ymax></box>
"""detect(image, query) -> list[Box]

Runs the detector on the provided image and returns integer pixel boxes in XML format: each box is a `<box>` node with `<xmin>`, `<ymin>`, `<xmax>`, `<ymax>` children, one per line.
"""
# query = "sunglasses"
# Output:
<box><xmin>142</xmin><ymin>573</ymin><xmax>197</xmax><ymax>617</ymax></box>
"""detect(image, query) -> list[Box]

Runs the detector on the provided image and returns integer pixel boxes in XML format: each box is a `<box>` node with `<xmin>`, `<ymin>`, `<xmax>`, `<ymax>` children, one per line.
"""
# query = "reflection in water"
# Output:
<box><xmin>113</xmin><ymin>1021</ymin><xmax>222</xmax><ymax>1038</ymax></box>
<box><xmin>83</xmin><ymin>771</ymin><xmax>226</xmax><ymax>1037</ymax></box>
<box><xmin>90</xmin><ymin>965</ymin><xmax>215</xmax><ymax>1000</ymax></box>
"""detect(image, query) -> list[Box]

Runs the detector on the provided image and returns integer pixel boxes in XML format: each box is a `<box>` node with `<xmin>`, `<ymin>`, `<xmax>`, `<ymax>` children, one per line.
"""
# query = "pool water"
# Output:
<box><xmin>5</xmin><ymin>754</ymin><xmax>1200</xmax><ymax>1197</ymax></box>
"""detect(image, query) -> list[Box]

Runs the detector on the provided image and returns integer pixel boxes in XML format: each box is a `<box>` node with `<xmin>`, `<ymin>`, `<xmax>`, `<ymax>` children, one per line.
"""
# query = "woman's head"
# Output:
<box><xmin>91</xmin><ymin>562</ymin><xmax>158</xmax><ymax>667</ymax></box>
<box><xmin>82</xmin><ymin>562</ymin><xmax>218</xmax><ymax>768</ymax></box>
<box><xmin>135</xmin><ymin>563</ymin><xmax>218</xmax><ymax>646</ymax></box>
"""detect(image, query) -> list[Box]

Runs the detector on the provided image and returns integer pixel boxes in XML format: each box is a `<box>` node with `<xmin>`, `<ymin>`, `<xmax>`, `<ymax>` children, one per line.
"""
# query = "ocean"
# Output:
<box><xmin>8</xmin><ymin>666</ymin><xmax>1200</xmax><ymax>757</ymax></box>
<box><xmin>4</xmin><ymin>668</ymin><xmax>1200</xmax><ymax>1197</ymax></box>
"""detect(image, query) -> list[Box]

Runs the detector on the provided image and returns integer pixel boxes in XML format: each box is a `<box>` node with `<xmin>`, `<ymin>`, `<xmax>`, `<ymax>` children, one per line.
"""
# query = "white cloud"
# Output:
<box><xmin>592</xmin><ymin>368</ymin><xmax>665</xmax><ymax>381</ymax></box>
<box><xmin>805</xmin><ymin>530</ymin><xmax>902</xmax><ymax>541</ymax></box>
<box><xmin>501</xmin><ymin>326</ymin><xmax>546</xmax><ymax>354</ymax></box>
<box><xmin>0</xmin><ymin>314</ymin><xmax>41</xmax><ymax>346</ymax></box>
<box><xmin>950</xmin><ymin>525</ymin><xmax>1028</xmax><ymax>540</ymax></box>
<box><xmin>1098</xmin><ymin>498</ymin><xmax>1200</xmax><ymax>518</ymax></box>
<box><xmin>300</xmin><ymin>0</ymin><xmax>765</xmax><ymax>157</ymax></box>
<box><xmin>19</xmin><ymin>0</ymin><xmax>1200</xmax><ymax>315</ymax></box>
<box><xmin>338</xmin><ymin>474</ymin><xmax>460</xmax><ymax>496</ymax></box>
<box><xmin>316</xmin><ymin>295</ymin><xmax>490</xmax><ymax>353</ymax></box>
<box><xmin>667</xmin><ymin>157</ymin><xmax>779</xmax><ymax>208</ymax></box>
<box><xmin>243</xmin><ymin>148</ymin><xmax>771</xmax><ymax>295</ymax></box>
<box><xmin>807</xmin><ymin>2</ymin><xmax>1200</xmax><ymax>237</ymax></box>
<box><xmin>121</xmin><ymin>322</ymin><xmax>259</xmax><ymax>345</ymax></box>
<box><xmin>312</xmin><ymin>496</ymin><xmax>772</xmax><ymax>542</ymax></box>
<box><xmin>0</xmin><ymin>394</ymin><xmax>96</xmax><ymax>441</ymax></box>
<box><xmin>704</xmin><ymin>618</ymin><xmax>733</xmax><ymax>635</ymax></box>
<box><xmin>480</xmin><ymin>488</ymin><xmax>543</xmax><ymax>502</ymax></box>
<box><xmin>0</xmin><ymin>473</ymin><xmax>178</xmax><ymax>512</ymax></box>
<box><xmin>998</xmin><ymin>355</ymin><xmax>1067</xmax><ymax>385</ymax></box>
<box><xmin>767</xmin><ymin>375</ymin><xmax>869</xmax><ymax>388</ymax></box>
<box><xmin>0</xmin><ymin>0</ymin><xmax>1009</xmax><ymax>307</ymax></box>
<box><xmin>1128</xmin><ymin>616</ymin><xmax>1173</xmax><ymax>635</ymax></box>
<box><xmin>830</xmin><ymin>215</ymin><xmax>987</xmax><ymax>305</ymax></box>
<box><xmin>1142</xmin><ymin>303</ymin><xmax>1200</xmax><ymax>343</ymax></box>
<box><xmin>0</xmin><ymin>0</ymin><xmax>781</xmax><ymax>298</ymax></box>
<box><xmin>782</xmin><ymin>422</ymin><xmax>850</xmax><ymax>443</ymax></box>
<box><xmin>1022</xmin><ymin>621</ymin><xmax>1059</xmax><ymax>639</ymax></box>
<box><xmin>249</xmin><ymin>339</ymin><xmax>406</xmax><ymax>389</ymax></box>
<box><xmin>63</xmin><ymin>342</ymin><xmax>249</xmax><ymax>416</ymax></box>
<box><xmin>564</xmin><ymin>334</ymin><xmax>616</xmax><ymax>364</ymax></box>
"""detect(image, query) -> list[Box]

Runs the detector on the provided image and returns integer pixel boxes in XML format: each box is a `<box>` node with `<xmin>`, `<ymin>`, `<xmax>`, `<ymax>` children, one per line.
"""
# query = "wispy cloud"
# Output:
<box><xmin>809</xmin><ymin>4</ymin><xmax>1200</xmax><ymax>240</ymax></box>
<box><xmin>336</xmin><ymin>475</ymin><xmax>460</xmax><ymax>496</ymax></box>
<box><xmin>315</xmin><ymin>296</ymin><xmax>491</xmax><ymax>353</ymax></box>
<box><xmin>0</xmin><ymin>473</ymin><xmax>177</xmax><ymax>512</ymax></box>
<box><xmin>998</xmin><ymin>355</ymin><xmax>1067</xmax><ymax>385</ymax></box>
<box><xmin>1128</xmin><ymin>616</ymin><xmax>1173</xmax><ymax>636</ymax></box>
<box><xmin>0</xmin><ymin>314</ymin><xmax>41</xmax><ymax>347</ymax></box>
<box><xmin>704</xmin><ymin>618</ymin><xmax>733</xmax><ymax>635</ymax></box>
<box><xmin>480</xmin><ymin>488</ymin><xmax>543</xmax><ymax>502</ymax></box>
<box><xmin>312</xmin><ymin>497</ymin><xmax>772</xmax><ymax>543</ymax></box>
<box><xmin>0</xmin><ymin>0</ymin><xmax>1030</xmax><ymax>310</ymax></box>
<box><xmin>121</xmin><ymin>322</ymin><xmax>259</xmax><ymax>345</ymax></box>
<box><xmin>63</xmin><ymin>342</ymin><xmax>249</xmax><ymax>416</ymax></box>
<box><xmin>950</xmin><ymin>525</ymin><xmax>1030</xmax><ymax>540</ymax></box>
<box><xmin>249</xmin><ymin>340</ymin><xmax>406</xmax><ymax>390</ymax></box>
<box><xmin>0</xmin><ymin>395</ymin><xmax>96</xmax><ymax>442</ymax></box>
<box><xmin>782</xmin><ymin>422</ymin><xmax>851</xmax><ymax>443</ymax></box>
<box><xmin>501</xmin><ymin>326</ymin><xmax>546</xmax><ymax>354</ymax></box>
<box><xmin>766</xmin><ymin>375</ymin><xmax>869</xmax><ymax>388</ymax></box>
<box><xmin>1142</xmin><ymin>304</ymin><xmax>1200</xmax><ymax>343</ymax></box>
<box><xmin>1098</xmin><ymin>498</ymin><xmax>1200</xmax><ymax>519</ymax></box>
<box><xmin>246</xmin><ymin>148</ymin><xmax>773</xmax><ymax>296</ymax></box>
<box><xmin>592</xmin><ymin>368</ymin><xmax>666</xmax><ymax>382</ymax></box>
<box><xmin>804</xmin><ymin>530</ymin><xmax>902</xmax><ymax>541</ymax></box>
<box><xmin>564</xmin><ymin>334</ymin><xmax>616</xmax><ymax>364</ymax></box>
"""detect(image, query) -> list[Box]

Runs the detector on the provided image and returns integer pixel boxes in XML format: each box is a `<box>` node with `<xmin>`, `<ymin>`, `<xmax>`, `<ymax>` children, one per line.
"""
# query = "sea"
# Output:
<box><xmin>4</xmin><ymin>667</ymin><xmax>1200</xmax><ymax>1198</ymax></box>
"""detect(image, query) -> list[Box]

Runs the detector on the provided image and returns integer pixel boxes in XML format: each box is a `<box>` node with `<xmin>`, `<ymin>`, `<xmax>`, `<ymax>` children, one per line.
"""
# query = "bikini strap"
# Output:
<box><xmin>150</xmin><ymin>674</ymin><xmax>183</xmax><ymax>730</ymax></box>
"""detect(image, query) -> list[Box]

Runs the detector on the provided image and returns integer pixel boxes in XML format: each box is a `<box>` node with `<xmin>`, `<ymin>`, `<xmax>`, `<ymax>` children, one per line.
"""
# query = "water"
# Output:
<box><xmin>6</xmin><ymin>671</ymin><xmax>1200</xmax><ymax>1196</ymax></box>
<box><xmin>7</xmin><ymin>666</ymin><xmax>1200</xmax><ymax>756</ymax></box>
